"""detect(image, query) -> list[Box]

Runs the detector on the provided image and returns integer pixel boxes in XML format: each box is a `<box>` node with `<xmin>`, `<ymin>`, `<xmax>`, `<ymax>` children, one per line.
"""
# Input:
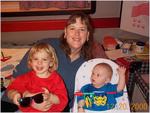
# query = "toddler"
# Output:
<box><xmin>7</xmin><ymin>43</ymin><xmax>68</xmax><ymax>112</ymax></box>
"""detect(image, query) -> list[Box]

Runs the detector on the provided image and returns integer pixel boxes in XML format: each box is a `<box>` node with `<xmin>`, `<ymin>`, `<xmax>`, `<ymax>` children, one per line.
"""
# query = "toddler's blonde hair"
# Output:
<box><xmin>27</xmin><ymin>43</ymin><xmax>58</xmax><ymax>71</ymax></box>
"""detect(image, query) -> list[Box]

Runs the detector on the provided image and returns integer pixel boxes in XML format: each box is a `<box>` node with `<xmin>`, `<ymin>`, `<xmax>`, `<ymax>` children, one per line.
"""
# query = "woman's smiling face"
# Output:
<box><xmin>65</xmin><ymin>17</ymin><xmax>89</xmax><ymax>52</ymax></box>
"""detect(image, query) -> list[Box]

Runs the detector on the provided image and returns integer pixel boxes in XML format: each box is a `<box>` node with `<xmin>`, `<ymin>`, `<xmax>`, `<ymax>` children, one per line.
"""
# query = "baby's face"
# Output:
<box><xmin>91</xmin><ymin>65</ymin><xmax>111</xmax><ymax>88</ymax></box>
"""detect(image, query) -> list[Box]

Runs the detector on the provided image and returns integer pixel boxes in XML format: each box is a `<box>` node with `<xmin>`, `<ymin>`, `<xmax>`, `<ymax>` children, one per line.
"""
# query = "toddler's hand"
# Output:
<box><xmin>13</xmin><ymin>93</ymin><xmax>21</xmax><ymax>106</ymax></box>
<box><xmin>32</xmin><ymin>100</ymin><xmax>52</xmax><ymax>111</ymax></box>
<box><xmin>31</xmin><ymin>88</ymin><xmax>52</xmax><ymax>111</ymax></box>
<box><xmin>23</xmin><ymin>90</ymin><xmax>34</xmax><ymax>97</ymax></box>
<box><xmin>42</xmin><ymin>87</ymin><xmax>60</xmax><ymax>105</ymax></box>
<box><xmin>42</xmin><ymin>87</ymin><xmax>51</xmax><ymax>101</ymax></box>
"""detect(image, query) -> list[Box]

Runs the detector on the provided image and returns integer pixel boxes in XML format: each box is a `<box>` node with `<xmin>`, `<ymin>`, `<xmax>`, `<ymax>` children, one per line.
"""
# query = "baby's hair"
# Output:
<box><xmin>94</xmin><ymin>63</ymin><xmax>113</xmax><ymax>78</ymax></box>
<box><xmin>27</xmin><ymin>43</ymin><xmax>58</xmax><ymax>71</ymax></box>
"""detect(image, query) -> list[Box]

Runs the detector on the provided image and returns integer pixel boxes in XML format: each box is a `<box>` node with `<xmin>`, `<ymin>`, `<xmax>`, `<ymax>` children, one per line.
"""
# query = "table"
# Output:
<box><xmin>105</xmin><ymin>49</ymin><xmax>134</xmax><ymax>60</ymax></box>
<box><xmin>105</xmin><ymin>48</ymin><xmax>149</xmax><ymax>112</ymax></box>
<box><xmin>1</xmin><ymin>48</ymin><xmax>29</xmax><ymax>88</ymax></box>
<box><xmin>127</xmin><ymin>60</ymin><xmax>149</xmax><ymax>103</ymax></box>
<box><xmin>1</xmin><ymin>48</ymin><xmax>30</xmax><ymax>112</ymax></box>
<box><xmin>105</xmin><ymin>48</ymin><xmax>149</xmax><ymax>61</ymax></box>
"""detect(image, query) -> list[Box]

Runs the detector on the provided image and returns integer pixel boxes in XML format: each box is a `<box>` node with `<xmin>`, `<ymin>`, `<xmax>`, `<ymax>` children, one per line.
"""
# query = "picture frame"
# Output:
<box><xmin>1</xmin><ymin>1</ymin><xmax>96</xmax><ymax>17</ymax></box>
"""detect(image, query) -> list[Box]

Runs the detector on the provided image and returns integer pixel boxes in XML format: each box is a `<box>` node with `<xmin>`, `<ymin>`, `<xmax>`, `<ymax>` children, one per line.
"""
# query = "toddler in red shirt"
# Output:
<box><xmin>7</xmin><ymin>43</ymin><xmax>68</xmax><ymax>112</ymax></box>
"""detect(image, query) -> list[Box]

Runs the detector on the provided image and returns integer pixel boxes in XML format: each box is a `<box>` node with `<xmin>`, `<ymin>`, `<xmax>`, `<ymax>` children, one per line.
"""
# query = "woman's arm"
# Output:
<box><xmin>13</xmin><ymin>51</ymin><xmax>30</xmax><ymax>78</ymax></box>
<box><xmin>92</xmin><ymin>41</ymin><xmax>108</xmax><ymax>59</ymax></box>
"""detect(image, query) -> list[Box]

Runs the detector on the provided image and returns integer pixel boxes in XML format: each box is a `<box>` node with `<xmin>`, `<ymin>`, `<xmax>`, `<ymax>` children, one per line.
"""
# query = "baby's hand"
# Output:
<box><xmin>78</xmin><ymin>107</ymin><xmax>85</xmax><ymax>112</ymax></box>
<box><xmin>117</xmin><ymin>66</ymin><xmax>126</xmax><ymax>77</ymax></box>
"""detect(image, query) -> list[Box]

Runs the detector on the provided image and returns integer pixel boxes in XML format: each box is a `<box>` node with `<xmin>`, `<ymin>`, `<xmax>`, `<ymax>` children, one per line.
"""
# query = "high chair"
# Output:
<box><xmin>72</xmin><ymin>58</ymin><xmax>130</xmax><ymax>113</ymax></box>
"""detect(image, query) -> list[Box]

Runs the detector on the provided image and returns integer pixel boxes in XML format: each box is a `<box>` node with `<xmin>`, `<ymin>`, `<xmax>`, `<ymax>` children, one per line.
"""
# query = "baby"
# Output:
<box><xmin>78</xmin><ymin>63</ymin><xmax>126</xmax><ymax>112</ymax></box>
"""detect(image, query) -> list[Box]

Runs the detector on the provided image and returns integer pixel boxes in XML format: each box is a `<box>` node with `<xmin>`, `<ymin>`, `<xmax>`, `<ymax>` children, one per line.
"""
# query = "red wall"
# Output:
<box><xmin>1</xmin><ymin>18</ymin><xmax>120</xmax><ymax>32</ymax></box>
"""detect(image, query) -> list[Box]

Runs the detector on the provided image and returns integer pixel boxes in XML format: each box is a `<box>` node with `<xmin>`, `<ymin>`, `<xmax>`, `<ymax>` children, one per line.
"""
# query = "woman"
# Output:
<box><xmin>12</xmin><ymin>12</ymin><xmax>107</xmax><ymax>111</ymax></box>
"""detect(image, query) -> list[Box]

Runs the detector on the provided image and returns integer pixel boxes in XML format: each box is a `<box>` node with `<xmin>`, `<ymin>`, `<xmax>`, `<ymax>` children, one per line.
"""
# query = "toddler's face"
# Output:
<box><xmin>30</xmin><ymin>50</ymin><xmax>52</xmax><ymax>78</ymax></box>
<box><xmin>91</xmin><ymin>65</ymin><xmax>111</xmax><ymax>88</ymax></box>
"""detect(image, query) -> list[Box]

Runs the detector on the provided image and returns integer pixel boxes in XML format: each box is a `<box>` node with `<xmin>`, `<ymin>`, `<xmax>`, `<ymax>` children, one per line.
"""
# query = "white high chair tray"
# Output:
<box><xmin>73</xmin><ymin>58</ymin><xmax>130</xmax><ymax>113</ymax></box>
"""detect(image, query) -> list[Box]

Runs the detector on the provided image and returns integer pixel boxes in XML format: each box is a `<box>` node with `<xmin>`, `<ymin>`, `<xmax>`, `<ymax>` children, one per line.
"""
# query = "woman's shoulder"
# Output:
<box><xmin>39</xmin><ymin>38</ymin><xmax>60</xmax><ymax>45</ymax></box>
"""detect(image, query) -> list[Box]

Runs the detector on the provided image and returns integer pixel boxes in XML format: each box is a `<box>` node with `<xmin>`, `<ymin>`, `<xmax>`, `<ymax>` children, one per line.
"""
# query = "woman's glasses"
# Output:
<box><xmin>18</xmin><ymin>93</ymin><xmax>43</xmax><ymax>107</ymax></box>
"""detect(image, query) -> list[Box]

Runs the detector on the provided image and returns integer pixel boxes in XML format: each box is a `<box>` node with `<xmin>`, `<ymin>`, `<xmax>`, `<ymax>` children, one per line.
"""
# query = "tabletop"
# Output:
<box><xmin>105</xmin><ymin>46</ymin><xmax>149</xmax><ymax>61</ymax></box>
<box><xmin>1</xmin><ymin>48</ymin><xmax>29</xmax><ymax>87</ymax></box>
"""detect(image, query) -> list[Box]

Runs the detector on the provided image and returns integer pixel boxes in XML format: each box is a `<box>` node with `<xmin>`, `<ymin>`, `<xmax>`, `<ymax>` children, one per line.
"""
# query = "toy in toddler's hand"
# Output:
<box><xmin>18</xmin><ymin>93</ymin><xmax>43</xmax><ymax>107</ymax></box>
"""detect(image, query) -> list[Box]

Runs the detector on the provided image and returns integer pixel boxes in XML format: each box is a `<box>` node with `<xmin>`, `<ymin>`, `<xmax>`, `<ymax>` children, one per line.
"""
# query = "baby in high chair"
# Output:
<box><xmin>77</xmin><ymin>63</ymin><xmax>126</xmax><ymax>112</ymax></box>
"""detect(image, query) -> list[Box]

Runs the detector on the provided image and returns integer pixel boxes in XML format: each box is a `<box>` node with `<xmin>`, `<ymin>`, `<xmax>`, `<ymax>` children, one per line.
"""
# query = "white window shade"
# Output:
<box><xmin>120</xmin><ymin>1</ymin><xmax>149</xmax><ymax>37</ymax></box>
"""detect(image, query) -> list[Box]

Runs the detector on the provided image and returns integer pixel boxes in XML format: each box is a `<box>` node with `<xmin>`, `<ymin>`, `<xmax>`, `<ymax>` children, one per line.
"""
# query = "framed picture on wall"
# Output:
<box><xmin>1</xmin><ymin>1</ymin><xmax>96</xmax><ymax>17</ymax></box>
<box><xmin>120</xmin><ymin>1</ymin><xmax>149</xmax><ymax>37</ymax></box>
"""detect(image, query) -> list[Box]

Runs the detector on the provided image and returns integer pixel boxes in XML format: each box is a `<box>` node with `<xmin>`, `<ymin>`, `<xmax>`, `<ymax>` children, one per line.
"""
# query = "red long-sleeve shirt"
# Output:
<box><xmin>7</xmin><ymin>71</ymin><xmax>68</xmax><ymax>112</ymax></box>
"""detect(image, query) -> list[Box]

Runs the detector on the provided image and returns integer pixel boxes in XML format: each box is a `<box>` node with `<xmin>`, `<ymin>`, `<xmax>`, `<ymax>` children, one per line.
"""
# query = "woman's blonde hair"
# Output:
<box><xmin>27</xmin><ymin>43</ymin><xmax>58</xmax><ymax>71</ymax></box>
